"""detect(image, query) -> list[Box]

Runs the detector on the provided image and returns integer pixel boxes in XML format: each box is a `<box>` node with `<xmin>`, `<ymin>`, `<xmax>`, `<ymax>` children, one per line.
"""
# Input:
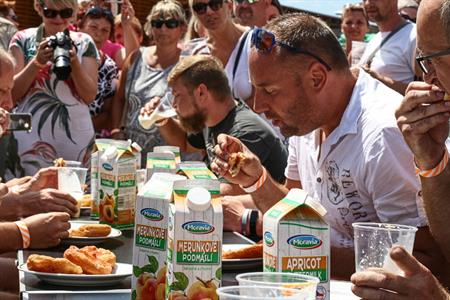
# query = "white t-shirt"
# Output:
<box><xmin>359</xmin><ymin>22</ymin><xmax>416</xmax><ymax>83</ymax></box>
<box><xmin>285</xmin><ymin>70</ymin><xmax>427</xmax><ymax>248</ymax></box>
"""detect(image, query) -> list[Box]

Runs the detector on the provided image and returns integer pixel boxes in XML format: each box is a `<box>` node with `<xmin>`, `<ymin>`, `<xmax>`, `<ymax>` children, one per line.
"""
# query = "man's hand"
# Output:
<box><xmin>140</xmin><ymin>96</ymin><xmax>161</xmax><ymax>117</ymax></box>
<box><xmin>211</xmin><ymin>134</ymin><xmax>263</xmax><ymax>187</ymax></box>
<box><xmin>222</xmin><ymin>196</ymin><xmax>246</xmax><ymax>232</ymax></box>
<box><xmin>19</xmin><ymin>189</ymin><xmax>78</xmax><ymax>217</ymax></box>
<box><xmin>395</xmin><ymin>82</ymin><xmax>450</xmax><ymax>170</ymax></box>
<box><xmin>23</xmin><ymin>212</ymin><xmax>70</xmax><ymax>249</ymax></box>
<box><xmin>121</xmin><ymin>0</ymin><xmax>135</xmax><ymax>25</ymax></box>
<box><xmin>15</xmin><ymin>167</ymin><xmax>58</xmax><ymax>193</ymax></box>
<box><xmin>0</xmin><ymin>108</ymin><xmax>9</xmax><ymax>136</ymax></box>
<box><xmin>351</xmin><ymin>246</ymin><xmax>450</xmax><ymax>300</ymax></box>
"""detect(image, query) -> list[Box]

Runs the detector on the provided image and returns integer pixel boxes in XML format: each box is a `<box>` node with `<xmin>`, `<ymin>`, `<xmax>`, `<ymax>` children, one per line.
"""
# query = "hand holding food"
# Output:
<box><xmin>64</xmin><ymin>245</ymin><xmax>116</xmax><ymax>275</ymax></box>
<box><xmin>54</xmin><ymin>158</ymin><xmax>66</xmax><ymax>167</ymax></box>
<box><xmin>211</xmin><ymin>134</ymin><xmax>264</xmax><ymax>187</ymax></box>
<box><xmin>27</xmin><ymin>254</ymin><xmax>83</xmax><ymax>274</ymax></box>
<box><xmin>24</xmin><ymin>212</ymin><xmax>71</xmax><ymax>249</ymax></box>
<box><xmin>70</xmin><ymin>224</ymin><xmax>112</xmax><ymax>237</ymax></box>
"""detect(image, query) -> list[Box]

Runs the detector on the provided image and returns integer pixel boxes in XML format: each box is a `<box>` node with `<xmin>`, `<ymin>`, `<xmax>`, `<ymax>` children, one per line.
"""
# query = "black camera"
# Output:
<box><xmin>48</xmin><ymin>30</ymin><xmax>73</xmax><ymax>81</ymax></box>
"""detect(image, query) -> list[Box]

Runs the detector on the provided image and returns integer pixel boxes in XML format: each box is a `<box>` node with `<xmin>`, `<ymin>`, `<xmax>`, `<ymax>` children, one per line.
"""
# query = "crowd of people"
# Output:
<box><xmin>0</xmin><ymin>0</ymin><xmax>449</xmax><ymax>298</ymax></box>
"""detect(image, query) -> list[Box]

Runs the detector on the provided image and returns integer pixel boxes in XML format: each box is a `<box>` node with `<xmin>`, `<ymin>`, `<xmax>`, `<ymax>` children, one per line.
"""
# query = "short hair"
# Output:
<box><xmin>34</xmin><ymin>0</ymin><xmax>78</xmax><ymax>14</ymax></box>
<box><xmin>342</xmin><ymin>3</ymin><xmax>368</xmax><ymax>25</ymax></box>
<box><xmin>0</xmin><ymin>0</ymin><xmax>15</xmax><ymax>17</ymax></box>
<box><xmin>441</xmin><ymin>0</ymin><xmax>450</xmax><ymax>43</ymax></box>
<box><xmin>78</xmin><ymin>7</ymin><xmax>115</xmax><ymax>39</ymax></box>
<box><xmin>168</xmin><ymin>55</ymin><xmax>232</xmax><ymax>100</ymax></box>
<box><xmin>114</xmin><ymin>14</ymin><xmax>143</xmax><ymax>38</ymax></box>
<box><xmin>265</xmin><ymin>13</ymin><xmax>349</xmax><ymax>71</ymax></box>
<box><xmin>0</xmin><ymin>48</ymin><xmax>14</xmax><ymax>77</ymax></box>
<box><xmin>143</xmin><ymin>0</ymin><xmax>187</xmax><ymax>38</ymax></box>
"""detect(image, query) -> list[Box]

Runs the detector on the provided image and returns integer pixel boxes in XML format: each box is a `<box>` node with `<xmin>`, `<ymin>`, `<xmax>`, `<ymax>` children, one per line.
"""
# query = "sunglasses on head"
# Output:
<box><xmin>234</xmin><ymin>0</ymin><xmax>260</xmax><ymax>4</ymax></box>
<box><xmin>251</xmin><ymin>28</ymin><xmax>332</xmax><ymax>71</ymax></box>
<box><xmin>86</xmin><ymin>7</ymin><xmax>114</xmax><ymax>23</ymax></box>
<box><xmin>41</xmin><ymin>5</ymin><xmax>74</xmax><ymax>19</ymax></box>
<box><xmin>151</xmin><ymin>18</ymin><xmax>181</xmax><ymax>29</ymax></box>
<box><xmin>192</xmin><ymin>0</ymin><xmax>224</xmax><ymax>15</ymax></box>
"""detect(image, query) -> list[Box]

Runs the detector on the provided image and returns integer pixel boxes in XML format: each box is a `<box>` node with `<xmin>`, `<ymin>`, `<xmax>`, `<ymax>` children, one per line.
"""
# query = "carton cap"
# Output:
<box><xmin>187</xmin><ymin>187</ymin><xmax>211</xmax><ymax>211</ymax></box>
<box><xmin>102</xmin><ymin>146</ymin><xmax>118</xmax><ymax>161</ymax></box>
<box><xmin>131</xmin><ymin>142</ymin><xmax>142</xmax><ymax>152</ymax></box>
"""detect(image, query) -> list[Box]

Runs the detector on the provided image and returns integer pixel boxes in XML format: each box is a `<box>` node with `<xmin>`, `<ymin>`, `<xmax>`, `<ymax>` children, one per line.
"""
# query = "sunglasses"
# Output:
<box><xmin>42</xmin><ymin>6</ymin><xmax>74</xmax><ymax>19</ymax></box>
<box><xmin>192</xmin><ymin>0</ymin><xmax>224</xmax><ymax>15</ymax></box>
<box><xmin>251</xmin><ymin>28</ymin><xmax>332</xmax><ymax>71</ymax></box>
<box><xmin>86</xmin><ymin>7</ymin><xmax>114</xmax><ymax>23</ymax></box>
<box><xmin>234</xmin><ymin>0</ymin><xmax>260</xmax><ymax>4</ymax></box>
<box><xmin>150</xmin><ymin>18</ymin><xmax>181</xmax><ymax>29</ymax></box>
<box><xmin>416</xmin><ymin>48</ymin><xmax>450</xmax><ymax>75</ymax></box>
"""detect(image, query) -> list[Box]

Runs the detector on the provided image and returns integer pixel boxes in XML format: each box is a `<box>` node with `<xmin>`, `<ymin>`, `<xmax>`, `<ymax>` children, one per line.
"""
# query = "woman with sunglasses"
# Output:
<box><xmin>8</xmin><ymin>0</ymin><xmax>99</xmax><ymax>175</ymax></box>
<box><xmin>78</xmin><ymin>7</ymin><xmax>119</xmax><ymax>136</ymax></box>
<box><xmin>111</xmin><ymin>0</ymin><xmax>186</xmax><ymax>162</ymax></box>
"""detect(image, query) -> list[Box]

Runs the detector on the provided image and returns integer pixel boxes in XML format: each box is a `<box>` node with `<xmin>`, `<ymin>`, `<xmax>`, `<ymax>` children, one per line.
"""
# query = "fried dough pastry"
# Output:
<box><xmin>80</xmin><ymin>194</ymin><xmax>92</xmax><ymax>208</ymax></box>
<box><xmin>70</xmin><ymin>224</ymin><xmax>112</xmax><ymax>237</ymax></box>
<box><xmin>53</xmin><ymin>158</ymin><xmax>66</xmax><ymax>167</ymax></box>
<box><xmin>64</xmin><ymin>245</ymin><xmax>116</xmax><ymax>275</ymax></box>
<box><xmin>222</xmin><ymin>243</ymin><xmax>263</xmax><ymax>259</ymax></box>
<box><xmin>228</xmin><ymin>152</ymin><xmax>247</xmax><ymax>177</ymax></box>
<box><xmin>27</xmin><ymin>254</ymin><xmax>83</xmax><ymax>274</ymax></box>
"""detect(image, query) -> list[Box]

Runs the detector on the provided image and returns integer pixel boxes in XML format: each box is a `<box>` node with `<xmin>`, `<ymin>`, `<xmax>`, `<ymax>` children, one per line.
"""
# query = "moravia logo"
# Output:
<box><xmin>102</xmin><ymin>163</ymin><xmax>113</xmax><ymax>171</ymax></box>
<box><xmin>182</xmin><ymin>221</ymin><xmax>214</xmax><ymax>234</ymax></box>
<box><xmin>264</xmin><ymin>231</ymin><xmax>274</xmax><ymax>247</ymax></box>
<box><xmin>140</xmin><ymin>208</ymin><xmax>163</xmax><ymax>221</ymax></box>
<box><xmin>287</xmin><ymin>234</ymin><xmax>322</xmax><ymax>250</ymax></box>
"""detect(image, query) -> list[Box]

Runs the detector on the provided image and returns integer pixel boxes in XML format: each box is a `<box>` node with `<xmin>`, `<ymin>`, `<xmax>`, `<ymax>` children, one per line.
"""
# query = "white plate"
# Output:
<box><xmin>18</xmin><ymin>262</ymin><xmax>132</xmax><ymax>287</ymax></box>
<box><xmin>222</xmin><ymin>244</ymin><xmax>263</xmax><ymax>271</ymax></box>
<box><xmin>62</xmin><ymin>222</ymin><xmax>122</xmax><ymax>246</ymax></box>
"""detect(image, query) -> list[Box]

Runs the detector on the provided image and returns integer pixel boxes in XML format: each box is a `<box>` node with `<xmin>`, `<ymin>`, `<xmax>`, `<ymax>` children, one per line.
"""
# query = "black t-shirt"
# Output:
<box><xmin>187</xmin><ymin>102</ymin><xmax>288</xmax><ymax>183</ymax></box>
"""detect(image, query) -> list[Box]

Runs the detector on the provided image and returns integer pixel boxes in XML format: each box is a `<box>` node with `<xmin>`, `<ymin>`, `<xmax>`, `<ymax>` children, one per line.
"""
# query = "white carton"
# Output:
<box><xmin>263</xmin><ymin>189</ymin><xmax>330</xmax><ymax>300</ymax></box>
<box><xmin>132</xmin><ymin>173</ymin><xmax>186</xmax><ymax>300</ymax></box>
<box><xmin>146</xmin><ymin>152</ymin><xmax>177</xmax><ymax>180</ymax></box>
<box><xmin>166</xmin><ymin>179</ymin><xmax>223</xmax><ymax>300</ymax></box>
<box><xmin>154</xmin><ymin>146</ymin><xmax>181</xmax><ymax>164</ymax></box>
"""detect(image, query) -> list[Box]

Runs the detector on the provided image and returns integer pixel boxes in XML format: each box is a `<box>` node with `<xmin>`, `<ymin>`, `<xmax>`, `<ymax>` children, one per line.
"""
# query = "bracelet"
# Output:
<box><xmin>249</xmin><ymin>209</ymin><xmax>259</xmax><ymax>240</ymax></box>
<box><xmin>240</xmin><ymin>167</ymin><xmax>267</xmax><ymax>193</ymax></box>
<box><xmin>155</xmin><ymin>118</ymin><xmax>169</xmax><ymax>127</ymax></box>
<box><xmin>110</xmin><ymin>128</ymin><xmax>122</xmax><ymax>135</ymax></box>
<box><xmin>15</xmin><ymin>221</ymin><xmax>30</xmax><ymax>249</ymax></box>
<box><xmin>414</xmin><ymin>150</ymin><xmax>449</xmax><ymax>178</ymax></box>
<box><xmin>241</xmin><ymin>208</ymin><xmax>251</xmax><ymax>236</ymax></box>
<box><xmin>32</xmin><ymin>58</ymin><xmax>47</xmax><ymax>69</ymax></box>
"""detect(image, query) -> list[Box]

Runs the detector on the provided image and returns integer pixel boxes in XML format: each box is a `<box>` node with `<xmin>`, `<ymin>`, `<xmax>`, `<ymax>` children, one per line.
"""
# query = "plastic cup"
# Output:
<box><xmin>64</xmin><ymin>160</ymin><xmax>82</xmax><ymax>167</ymax></box>
<box><xmin>236</xmin><ymin>272</ymin><xmax>319</xmax><ymax>300</ymax></box>
<box><xmin>58</xmin><ymin>167</ymin><xmax>88</xmax><ymax>218</ymax></box>
<box><xmin>138</xmin><ymin>91</ymin><xmax>177</xmax><ymax>129</ymax></box>
<box><xmin>353</xmin><ymin>222</ymin><xmax>418</xmax><ymax>275</ymax></box>
<box><xmin>216</xmin><ymin>285</ymin><xmax>308</xmax><ymax>300</ymax></box>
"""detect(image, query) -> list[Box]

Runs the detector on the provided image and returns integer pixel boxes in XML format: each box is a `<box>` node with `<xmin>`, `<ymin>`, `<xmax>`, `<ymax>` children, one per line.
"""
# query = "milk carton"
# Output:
<box><xmin>99</xmin><ymin>142</ymin><xmax>138</xmax><ymax>229</ymax></box>
<box><xmin>132</xmin><ymin>173</ymin><xmax>186</xmax><ymax>300</ymax></box>
<box><xmin>177</xmin><ymin>162</ymin><xmax>217</xmax><ymax>180</ymax></box>
<box><xmin>91</xmin><ymin>139</ymin><xmax>130</xmax><ymax>220</ymax></box>
<box><xmin>154</xmin><ymin>146</ymin><xmax>181</xmax><ymax>164</ymax></box>
<box><xmin>263</xmin><ymin>189</ymin><xmax>330</xmax><ymax>300</ymax></box>
<box><xmin>167</xmin><ymin>180</ymin><xmax>223</xmax><ymax>300</ymax></box>
<box><xmin>146</xmin><ymin>152</ymin><xmax>177</xmax><ymax>180</ymax></box>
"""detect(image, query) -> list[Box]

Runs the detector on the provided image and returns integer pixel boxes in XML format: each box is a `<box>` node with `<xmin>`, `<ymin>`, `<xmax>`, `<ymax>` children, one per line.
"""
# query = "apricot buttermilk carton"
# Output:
<box><xmin>132</xmin><ymin>173</ymin><xmax>186</xmax><ymax>300</ymax></box>
<box><xmin>146</xmin><ymin>152</ymin><xmax>177</xmax><ymax>180</ymax></box>
<box><xmin>177</xmin><ymin>162</ymin><xmax>217</xmax><ymax>180</ymax></box>
<box><xmin>263</xmin><ymin>188</ymin><xmax>330</xmax><ymax>300</ymax></box>
<box><xmin>98</xmin><ymin>142</ymin><xmax>138</xmax><ymax>229</ymax></box>
<box><xmin>166</xmin><ymin>179</ymin><xmax>223</xmax><ymax>300</ymax></box>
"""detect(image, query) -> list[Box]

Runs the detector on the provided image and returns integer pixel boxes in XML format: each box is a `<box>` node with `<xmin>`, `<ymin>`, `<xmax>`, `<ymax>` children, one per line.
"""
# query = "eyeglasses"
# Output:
<box><xmin>86</xmin><ymin>7</ymin><xmax>114</xmax><ymax>23</ymax></box>
<box><xmin>416</xmin><ymin>48</ymin><xmax>450</xmax><ymax>75</ymax></box>
<box><xmin>42</xmin><ymin>6</ymin><xmax>74</xmax><ymax>19</ymax></box>
<box><xmin>234</xmin><ymin>0</ymin><xmax>260</xmax><ymax>4</ymax></box>
<box><xmin>251</xmin><ymin>28</ymin><xmax>332</xmax><ymax>71</ymax></box>
<box><xmin>400</xmin><ymin>13</ymin><xmax>415</xmax><ymax>23</ymax></box>
<box><xmin>192</xmin><ymin>0</ymin><xmax>224</xmax><ymax>15</ymax></box>
<box><xmin>150</xmin><ymin>18</ymin><xmax>181</xmax><ymax>29</ymax></box>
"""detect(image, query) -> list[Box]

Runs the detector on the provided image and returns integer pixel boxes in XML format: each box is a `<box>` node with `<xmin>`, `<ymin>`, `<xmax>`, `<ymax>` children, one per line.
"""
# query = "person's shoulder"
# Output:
<box><xmin>0</xmin><ymin>16</ymin><xmax>15</xmax><ymax>27</ymax></box>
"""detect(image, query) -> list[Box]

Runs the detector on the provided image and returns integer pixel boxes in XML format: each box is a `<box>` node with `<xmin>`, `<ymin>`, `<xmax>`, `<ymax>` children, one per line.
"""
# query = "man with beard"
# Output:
<box><xmin>141</xmin><ymin>55</ymin><xmax>287</xmax><ymax>194</ymax></box>
<box><xmin>359</xmin><ymin>0</ymin><xmax>417</xmax><ymax>95</ymax></box>
<box><xmin>211</xmin><ymin>14</ymin><xmax>446</xmax><ymax>280</ymax></box>
<box><xmin>233</xmin><ymin>0</ymin><xmax>272</xmax><ymax>27</ymax></box>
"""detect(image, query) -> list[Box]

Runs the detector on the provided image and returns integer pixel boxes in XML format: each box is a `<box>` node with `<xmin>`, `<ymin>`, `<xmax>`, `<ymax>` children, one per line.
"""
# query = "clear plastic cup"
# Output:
<box><xmin>236</xmin><ymin>272</ymin><xmax>319</xmax><ymax>300</ymax></box>
<box><xmin>353</xmin><ymin>222</ymin><xmax>418</xmax><ymax>275</ymax></box>
<box><xmin>139</xmin><ymin>91</ymin><xmax>177</xmax><ymax>129</ymax></box>
<box><xmin>216</xmin><ymin>285</ymin><xmax>308</xmax><ymax>300</ymax></box>
<box><xmin>58</xmin><ymin>167</ymin><xmax>88</xmax><ymax>218</ymax></box>
<box><xmin>64</xmin><ymin>160</ymin><xmax>82</xmax><ymax>167</ymax></box>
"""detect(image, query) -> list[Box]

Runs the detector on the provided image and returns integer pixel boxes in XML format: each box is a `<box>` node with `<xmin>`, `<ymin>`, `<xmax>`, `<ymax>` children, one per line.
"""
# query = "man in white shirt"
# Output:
<box><xmin>359</xmin><ymin>0</ymin><xmax>416</xmax><ymax>94</ymax></box>
<box><xmin>211</xmin><ymin>13</ymin><xmax>446</xmax><ymax>280</ymax></box>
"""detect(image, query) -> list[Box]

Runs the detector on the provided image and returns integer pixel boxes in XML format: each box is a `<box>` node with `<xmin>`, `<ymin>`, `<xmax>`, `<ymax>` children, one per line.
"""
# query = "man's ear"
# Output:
<box><xmin>195</xmin><ymin>83</ymin><xmax>209</xmax><ymax>104</ymax></box>
<box><xmin>309</xmin><ymin>62</ymin><xmax>327</xmax><ymax>91</ymax></box>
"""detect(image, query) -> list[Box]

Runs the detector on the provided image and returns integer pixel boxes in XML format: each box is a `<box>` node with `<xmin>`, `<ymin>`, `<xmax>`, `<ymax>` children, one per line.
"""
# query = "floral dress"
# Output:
<box><xmin>9</xmin><ymin>25</ymin><xmax>99</xmax><ymax>176</ymax></box>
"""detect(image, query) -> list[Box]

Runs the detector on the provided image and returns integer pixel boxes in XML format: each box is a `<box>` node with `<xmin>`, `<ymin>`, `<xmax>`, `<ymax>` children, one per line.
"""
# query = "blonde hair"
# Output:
<box><xmin>342</xmin><ymin>3</ymin><xmax>368</xmax><ymax>24</ymax></box>
<box><xmin>0</xmin><ymin>48</ymin><xmax>15</xmax><ymax>77</ymax></box>
<box><xmin>168</xmin><ymin>55</ymin><xmax>231</xmax><ymax>101</ymax></box>
<box><xmin>143</xmin><ymin>0</ymin><xmax>187</xmax><ymax>37</ymax></box>
<box><xmin>114</xmin><ymin>14</ymin><xmax>143</xmax><ymax>38</ymax></box>
<box><xmin>34</xmin><ymin>0</ymin><xmax>78</xmax><ymax>15</ymax></box>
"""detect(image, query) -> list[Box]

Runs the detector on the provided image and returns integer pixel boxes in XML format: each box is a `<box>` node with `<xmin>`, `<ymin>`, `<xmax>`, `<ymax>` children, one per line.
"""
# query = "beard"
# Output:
<box><xmin>178</xmin><ymin>109</ymin><xmax>206</xmax><ymax>134</ymax></box>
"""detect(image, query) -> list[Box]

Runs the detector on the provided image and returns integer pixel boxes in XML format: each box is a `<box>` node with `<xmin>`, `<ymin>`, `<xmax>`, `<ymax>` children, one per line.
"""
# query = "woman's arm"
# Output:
<box><xmin>70</xmin><ymin>52</ymin><xmax>98</xmax><ymax>105</ymax></box>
